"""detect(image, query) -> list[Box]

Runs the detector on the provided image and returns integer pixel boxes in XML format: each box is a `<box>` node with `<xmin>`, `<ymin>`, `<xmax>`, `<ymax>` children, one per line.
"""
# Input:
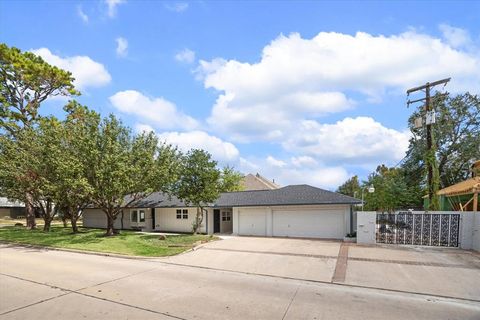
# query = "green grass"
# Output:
<box><xmin>0</xmin><ymin>226</ymin><xmax>216</xmax><ymax>257</ymax></box>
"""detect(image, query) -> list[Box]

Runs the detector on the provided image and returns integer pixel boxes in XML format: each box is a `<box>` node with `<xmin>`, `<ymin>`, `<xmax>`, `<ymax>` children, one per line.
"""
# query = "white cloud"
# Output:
<box><xmin>266</xmin><ymin>156</ymin><xmax>287</xmax><ymax>168</ymax></box>
<box><xmin>31</xmin><ymin>48</ymin><xmax>111</xmax><ymax>90</ymax></box>
<box><xmin>175</xmin><ymin>48</ymin><xmax>196</xmax><ymax>64</ymax></box>
<box><xmin>158</xmin><ymin>131</ymin><xmax>239</xmax><ymax>162</ymax></box>
<box><xmin>199</xmin><ymin>29</ymin><xmax>480</xmax><ymax>142</ymax></box>
<box><xmin>105</xmin><ymin>0</ymin><xmax>125</xmax><ymax>18</ymax></box>
<box><xmin>116</xmin><ymin>37</ymin><xmax>128</xmax><ymax>57</ymax></box>
<box><xmin>109</xmin><ymin>90</ymin><xmax>198</xmax><ymax>130</ymax></box>
<box><xmin>439</xmin><ymin>24</ymin><xmax>472</xmax><ymax>48</ymax></box>
<box><xmin>165</xmin><ymin>2</ymin><xmax>189</xmax><ymax>12</ymax></box>
<box><xmin>291</xmin><ymin>156</ymin><xmax>318</xmax><ymax>168</ymax></box>
<box><xmin>283</xmin><ymin>117</ymin><xmax>410</xmax><ymax>165</ymax></box>
<box><xmin>77</xmin><ymin>5</ymin><xmax>89</xmax><ymax>23</ymax></box>
<box><xmin>134</xmin><ymin>123</ymin><xmax>155</xmax><ymax>134</ymax></box>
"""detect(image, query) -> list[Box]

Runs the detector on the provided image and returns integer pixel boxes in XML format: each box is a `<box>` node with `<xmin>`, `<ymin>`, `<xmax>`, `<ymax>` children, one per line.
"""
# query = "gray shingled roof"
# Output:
<box><xmin>128</xmin><ymin>184</ymin><xmax>360</xmax><ymax>208</ymax></box>
<box><xmin>215</xmin><ymin>185</ymin><xmax>360</xmax><ymax>207</ymax></box>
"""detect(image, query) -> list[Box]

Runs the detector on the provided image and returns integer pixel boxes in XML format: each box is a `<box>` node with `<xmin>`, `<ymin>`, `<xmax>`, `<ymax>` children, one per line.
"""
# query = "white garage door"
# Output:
<box><xmin>238</xmin><ymin>209</ymin><xmax>266</xmax><ymax>236</ymax></box>
<box><xmin>273</xmin><ymin>209</ymin><xmax>345</xmax><ymax>239</ymax></box>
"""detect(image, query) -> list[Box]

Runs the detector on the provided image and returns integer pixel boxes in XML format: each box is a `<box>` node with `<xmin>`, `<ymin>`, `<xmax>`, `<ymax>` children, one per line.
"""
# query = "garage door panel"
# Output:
<box><xmin>273</xmin><ymin>210</ymin><xmax>344</xmax><ymax>239</ymax></box>
<box><xmin>238</xmin><ymin>209</ymin><xmax>266</xmax><ymax>236</ymax></box>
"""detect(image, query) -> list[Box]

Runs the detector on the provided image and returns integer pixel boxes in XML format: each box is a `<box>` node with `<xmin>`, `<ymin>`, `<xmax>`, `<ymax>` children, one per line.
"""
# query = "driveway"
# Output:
<box><xmin>166</xmin><ymin>236</ymin><xmax>480</xmax><ymax>300</ymax></box>
<box><xmin>1</xmin><ymin>239</ymin><xmax>479</xmax><ymax>319</ymax></box>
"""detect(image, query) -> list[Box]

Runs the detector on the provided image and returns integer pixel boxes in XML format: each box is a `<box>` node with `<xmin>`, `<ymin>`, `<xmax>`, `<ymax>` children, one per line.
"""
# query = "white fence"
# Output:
<box><xmin>357</xmin><ymin>211</ymin><xmax>480</xmax><ymax>251</ymax></box>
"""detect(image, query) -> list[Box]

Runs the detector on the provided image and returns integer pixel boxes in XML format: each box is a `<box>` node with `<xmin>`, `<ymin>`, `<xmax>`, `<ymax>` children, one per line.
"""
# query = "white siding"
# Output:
<box><xmin>82</xmin><ymin>208</ymin><xmax>152</xmax><ymax>230</ymax></box>
<box><xmin>154</xmin><ymin>207</ymin><xmax>208</xmax><ymax>234</ymax></box>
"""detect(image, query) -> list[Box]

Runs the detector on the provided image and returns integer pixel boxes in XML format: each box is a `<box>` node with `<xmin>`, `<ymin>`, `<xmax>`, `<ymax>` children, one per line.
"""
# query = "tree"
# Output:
<box><xmin>0</xmin><ymin>43</ymin><xmax>78</xmax><ymax>229</ymax></box>
<box><xmin>219</xmin><ymin>166</ymin><xmax>244</xmax><ymax>192</ymax></box>
<box><xmin>336</xmin><ymin>175</ymin><xmax>361</xmax><ymax>198</ymax></box>
<box><xmin>54</xmin><ymin>101</ymin><xmax>99</xmax><ymax>233</ymax></box>
<box><xmin>403</xmin><ymin>92</ymin><xmax>480</xmax><ymax>192</ymax></box>
<box><xmin>175</xmin><ymin>149</ymin><xmax>221</xmax><ymax>234</ymax></box>
<box><xmin>362</xmin><ymin>165</ymin><xmax>421</xmax><ymax>212</ymax></box>
<box><xmin>0</xmin><ymin>117</ymin><xmax>65</xmax><ymax>231</ymax></box>
<box><xmin>86</xmin><ymin>115</ymin><xmax>179</xmax><ymax>236</ymax></box>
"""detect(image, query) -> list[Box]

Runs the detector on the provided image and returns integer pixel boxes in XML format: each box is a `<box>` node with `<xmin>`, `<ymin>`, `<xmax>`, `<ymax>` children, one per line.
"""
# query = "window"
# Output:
<box><xmin>131</xmin><ymin>210</ymin><xmax>138</xmax><ymax>222</ymax></box>
<box><xmin>182</xmin><ymin>209</ymin><xmax>188</xmax><ymax>219</ymax></box>
<box><xmin>222</xmin><ymin>211</ymin><xmax>231</xmax><ymax>221</ymax></box>
<box><xmin>176</xmin><ymin>209</ymin><xmax>182</xmax><ymax>219</ymax></box>
<box><xmin>139</xmin><ymin>210</ymin><xmax>145</xmax><ymax>222</ymax></box>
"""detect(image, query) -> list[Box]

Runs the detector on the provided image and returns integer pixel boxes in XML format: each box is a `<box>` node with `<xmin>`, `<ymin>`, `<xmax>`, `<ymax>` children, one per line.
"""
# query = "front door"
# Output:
<box><xmin>214</xmin><ymin>209</ymin><xmax>221</xmax><ymax>233</ymax></box>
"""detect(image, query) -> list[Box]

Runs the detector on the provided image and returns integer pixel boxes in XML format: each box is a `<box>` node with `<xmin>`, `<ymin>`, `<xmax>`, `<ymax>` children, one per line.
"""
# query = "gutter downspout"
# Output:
<box><xmin>350</xmin><ymin>205</ymin><xmax>353</xmax><ymax>235</ymax></box>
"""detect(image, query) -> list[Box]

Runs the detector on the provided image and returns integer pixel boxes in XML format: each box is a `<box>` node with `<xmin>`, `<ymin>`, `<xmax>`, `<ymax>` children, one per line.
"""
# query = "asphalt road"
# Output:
<box><xmin>1</xmin><ymin>243</ymin><xmax>479</xmax><ymax>319</ymax></box>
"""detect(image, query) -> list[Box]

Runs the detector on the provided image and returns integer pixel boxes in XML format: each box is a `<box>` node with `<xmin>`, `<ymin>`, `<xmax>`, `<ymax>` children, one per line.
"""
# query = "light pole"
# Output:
<box><xmin>361</xmin><ymin>185</ymin><xmax>375</xmax><ymax>211</ymax></box>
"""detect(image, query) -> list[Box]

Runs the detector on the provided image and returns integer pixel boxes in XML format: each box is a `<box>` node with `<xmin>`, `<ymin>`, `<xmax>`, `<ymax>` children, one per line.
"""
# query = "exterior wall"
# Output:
<box><xmin>356</xmin><ymin>211</ymin><xmax>377</xmax><ymax>244</ymax></box>
<box><xmin>82</xmin><ymin>208</ymin><xmax>151</xmax><ymax>230</ymax></box>
<box><xmin>356</xmin><ymin>211</ymin><xmax>480</xmax><ymax>250</ymax></box>
<box><xmin>233</xmin><ymin>204</ymin><xmax>350</xmax><ymax>239</ymax></box>
<box><xmin>154</xmin><ymin>207</ymin><xmax>208</xmax><ymax>234</ymax></box>
<box><xmin>0</xmin><ymin>208</ymin><xmax>10</xmax><ymax>218</ymax></box>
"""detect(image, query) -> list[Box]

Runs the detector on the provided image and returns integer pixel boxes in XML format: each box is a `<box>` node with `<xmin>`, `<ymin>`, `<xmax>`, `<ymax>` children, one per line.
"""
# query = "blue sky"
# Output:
<box><xmin>1</xmin><ymin>1</ymin><xmax>479</xmax><ymax>189</ymax></box>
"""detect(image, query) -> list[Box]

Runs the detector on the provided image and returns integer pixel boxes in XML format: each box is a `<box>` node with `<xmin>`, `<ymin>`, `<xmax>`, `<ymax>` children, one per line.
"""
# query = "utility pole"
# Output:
<box><xmin>406</xmin><ymin>78</ymin><xmax>450</xmax><ymax>207</ymax></box>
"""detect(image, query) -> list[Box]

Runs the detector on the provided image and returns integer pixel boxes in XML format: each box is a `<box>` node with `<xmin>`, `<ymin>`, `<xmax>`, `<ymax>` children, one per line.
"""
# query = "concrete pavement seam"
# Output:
<box><xmin>154</xmin><ymin>260</ymin><xmax>480</xmax><ymax>304</ymax></box>
<box><xmin>0</xmin><ymin>272</ymin><xmax>189</xmax><ymax>320</ymax></box>
<box><xmin>281</xmin><ymin>284</ymin><xmax>301</xmax><ymax>320</ymax></box>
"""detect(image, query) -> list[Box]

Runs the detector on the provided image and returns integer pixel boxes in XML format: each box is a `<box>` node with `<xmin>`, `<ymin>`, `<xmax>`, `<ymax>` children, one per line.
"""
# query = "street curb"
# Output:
<box><xmin>0</xmin><ymin>240</ymin><xmax>212</xmax><ymax>261</ymax></box>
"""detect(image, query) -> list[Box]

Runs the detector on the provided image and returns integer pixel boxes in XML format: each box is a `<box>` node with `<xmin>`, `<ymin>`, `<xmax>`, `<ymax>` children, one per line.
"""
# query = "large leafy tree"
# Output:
<box><xmin>219</xmin><ymin>166</ymin><xmax>244</xmax><ymax>192</ymax></box>
<box><xmin>54</xmin><ymin>101</ymin><xmax>99</xmax><ymax>233</ymax></box>
<box><xmin>0</xmin><ymin>43</ymin><xmax>78</xmax><ymax>229</ymax></box>
<box><xmin>403</xmin><ymin>93</ymin><xmax>480</xmax><ymax>191</ymax></box>
<box><xmin>362</xmin><ymin>165</ymin><xmax>422</xmax><ymax>212</ymax></box>
<box><xmin>86</xmin><ymin>115</ymin><xmax>179</xmax><ymax>236</ymax></box>
<box><xmin>175</xmin><ymin>149</ymin><xmax>221</xmax><ymax>234</ymax></box>
<box><xmin>0</xmin><ymin>117</ymin><xmax>65</xmax><ymax>231</ymax></box>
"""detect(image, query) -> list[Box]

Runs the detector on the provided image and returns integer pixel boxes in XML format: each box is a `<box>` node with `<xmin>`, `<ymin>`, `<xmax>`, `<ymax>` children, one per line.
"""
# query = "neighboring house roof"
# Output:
<box><xmin>0</xmin><ymin>197</ymin><xmax>24</xmax><ymax>208</ymax></box>
<box><xmin>242</xmin><ymin>173</ymin><xmax>280</xmax><ymax>190</ymax></box>
<box><xmin>437</xmin><ymin>177</ymin><xmax>480</xmax><ymax>197</ymax></box>
<box><xmin>127</xmin><ymin>184</ymin><xmax>360</xmax><ymax>208</ymax></box>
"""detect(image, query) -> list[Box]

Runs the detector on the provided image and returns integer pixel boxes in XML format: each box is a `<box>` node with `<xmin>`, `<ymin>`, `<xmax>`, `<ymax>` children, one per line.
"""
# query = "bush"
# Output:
<box><xmin>14</xmin><ymin>222</ymin><xmax>24</xmax><ymax>227</ymax></box>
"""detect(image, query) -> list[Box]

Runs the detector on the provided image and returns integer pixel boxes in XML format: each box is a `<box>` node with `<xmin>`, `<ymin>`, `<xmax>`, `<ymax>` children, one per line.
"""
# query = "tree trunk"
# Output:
<box><xmin>25</xmin><ymin>194</ymin><xmax>36</xmax><ymax>230</ymax></box>
<box><xmin>43</xmin><ymin>218</ymin><xmax>52</xmax><ymax>232</ymax></box>
<box><xmin>105</xmin><ymin>214</ymin><xmax>115</xmax><ymax>236</ymax></box>
<box><xmin>71</xmin><ymin>218</ymin><xmax>78</xmax><ymax>233</ymax></box>
<box><xmin>193</xmin><ymin>207</ymin><xmax>204</xmax><ymax>235</ymax></box>
<box><xmin>62</xmin><ymin>215</ymin><xmax>68</xmax><ymax>228</ymax></box>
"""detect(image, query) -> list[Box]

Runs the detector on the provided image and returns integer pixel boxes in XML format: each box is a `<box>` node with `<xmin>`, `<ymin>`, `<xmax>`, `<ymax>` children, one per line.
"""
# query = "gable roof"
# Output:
<box><xmin>128</xmin><ymin>184</ymin><xmax>360</xmax><ymax>208</ymax></box>
<box><xmin>0</xmin><ymin>197</ymin><xmax>24</xmax><ymax>208</ymax></box>
<box><xmin>242</xmin><ymin>173</ymin><xmax>280</xmax><ymax>190</ymax></box>
<box><xmin>437</xmin><ymin>177</ymin><xmax>480</xmax><ymax>197</ymax></box>
<box><xmin>215</xmin><ymin>185</ymin><xmax>360</xmax><ymax>207</ymax></box>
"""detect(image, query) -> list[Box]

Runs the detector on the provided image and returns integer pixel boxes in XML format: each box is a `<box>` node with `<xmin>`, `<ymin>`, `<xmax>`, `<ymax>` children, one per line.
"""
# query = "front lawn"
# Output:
<box><xmin>0</xmin><ymin>226</ymin><xmax>216</xmax><ymax>257</ymax></box>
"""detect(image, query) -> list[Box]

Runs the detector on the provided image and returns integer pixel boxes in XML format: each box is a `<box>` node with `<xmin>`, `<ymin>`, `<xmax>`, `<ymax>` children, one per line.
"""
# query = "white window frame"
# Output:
<box><xmin>131</xmin><ymin>209</ymin><xmax>146</xmax><ymax>224</ymax></box>
<box><xmin>182</xmin><ymin>209</ymin><xmax>188</xmax><ymax>219</ymax></box>
<box><xmin>176</xmin><ymin>209</ymin><xmax>182</xmax><ymax>219</ymax></box>
<box><xmin>222</xmin><ymin>211</ymin><xmax>231</xmax><ymax>222</ymax></box>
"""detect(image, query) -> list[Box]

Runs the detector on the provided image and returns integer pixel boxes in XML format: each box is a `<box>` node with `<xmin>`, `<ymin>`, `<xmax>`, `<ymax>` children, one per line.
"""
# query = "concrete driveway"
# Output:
<box><xmin>166</xmin><ymin>236</ymin><xmax>480</xmax><ymax>300</ymax></box>
<box><xmin>1</xmin><ymin>238</ymin><xmax>479</xmax><ymax>319</ymax></box>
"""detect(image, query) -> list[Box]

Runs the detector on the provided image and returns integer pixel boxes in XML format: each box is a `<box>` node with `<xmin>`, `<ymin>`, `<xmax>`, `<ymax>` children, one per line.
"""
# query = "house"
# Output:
<box><xmin>82</xmin><ymin>184</ymin><xmax>361</xmax><ymax>239</ymax></box>
<box><xmin>0</xmin><ymin>197</ymin><xmax>26</xmax><ymax>219</ymax></box>
<box><xmin>241</xmin><ymin>173</ymin><xmax>280</xmax><ymax>190</ymax></box>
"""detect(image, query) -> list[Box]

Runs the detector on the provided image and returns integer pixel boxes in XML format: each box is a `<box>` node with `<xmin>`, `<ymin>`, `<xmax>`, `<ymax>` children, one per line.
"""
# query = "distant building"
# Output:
<box><xmin>0</xmin><ymin>197</ymin><xmax>26</xmax><ymax>218</ymax></box>
<box><xmin>241</xmin><ymin>173</ymin><xmax>280</xmax><ymax>191</ymax></box>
